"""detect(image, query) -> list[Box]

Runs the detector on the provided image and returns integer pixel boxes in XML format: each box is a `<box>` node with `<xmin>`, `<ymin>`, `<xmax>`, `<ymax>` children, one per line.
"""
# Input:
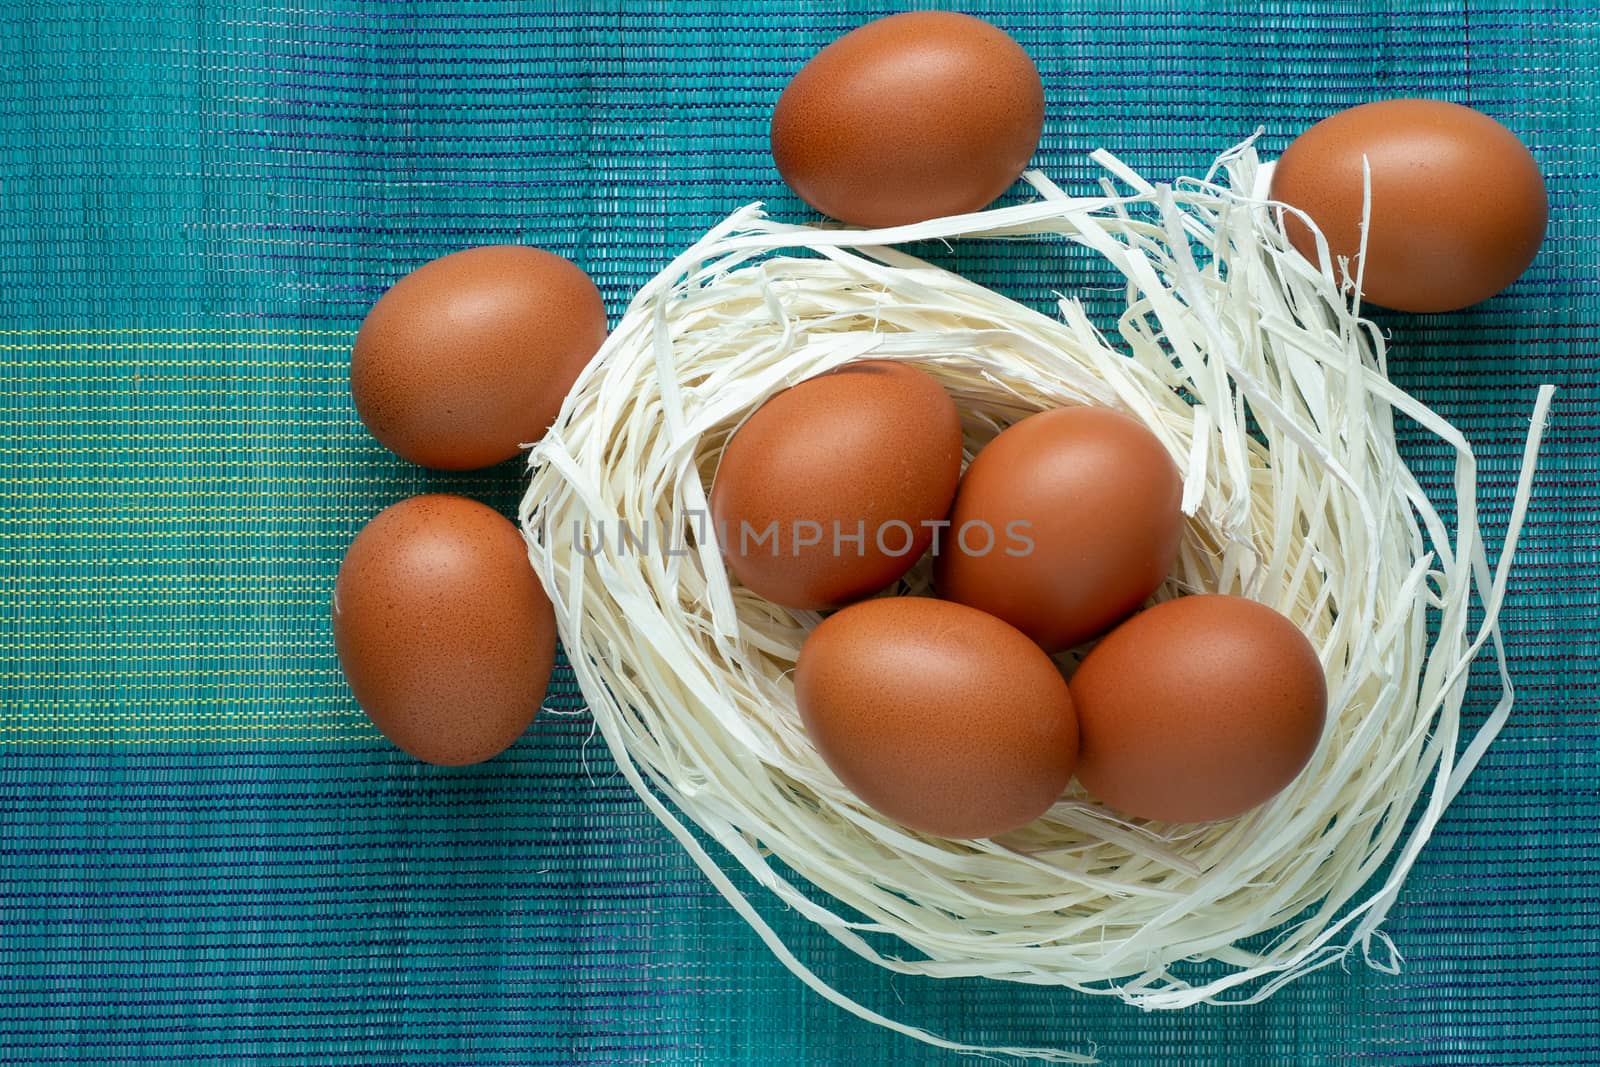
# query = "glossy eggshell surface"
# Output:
<box><xmin>332</xmin><ymin>494</ymin><xmax>556</xmax><ymax>766</ymax></box>
<box><xmin>935</xmin><ymin>406</ymin><xmax>1185</xmax><ymax>653</ymax></box>
<box><xmin>1069</xmin><ymin>594</ymin><xmax>1328</xmax><ymax>823</ymax></box>
<box><xmin>770</xmin><ymin>11</ymin><xmax>1044</xmax><ymax>227</ymax></box>
<box><xmin>710</xmin><ymin>360</ymin><xmax>962</xmax><ymax>611</ymax></box>
<box><xmin>1270</xmin><ymin>98</ymin><xmax>1548</xmax><ymax>313</ymax></box>
<box><xmin>351</xmin><ymin>245</ymin><xmax>608</xmax><ymax>469</ymax></box>
<box><xmin>794</xmin><ymin>597</ymin><xmax>1079</xmax><ymax>839</ymax></box>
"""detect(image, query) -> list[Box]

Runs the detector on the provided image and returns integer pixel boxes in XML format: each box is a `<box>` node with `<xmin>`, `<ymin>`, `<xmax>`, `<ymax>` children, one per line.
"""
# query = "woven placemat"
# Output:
<box><xmin>3</xmin><ymin>2</ymin><xmax>1596</xmax><ymax>1063</ymax></box>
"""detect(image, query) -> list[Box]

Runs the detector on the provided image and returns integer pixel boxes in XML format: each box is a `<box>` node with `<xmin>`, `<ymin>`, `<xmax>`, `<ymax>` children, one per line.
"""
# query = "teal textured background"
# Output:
<box><xmin>3</xmin><ymin>2</ymin><xmax>1597</xmax><ymax>1064</ymax></box>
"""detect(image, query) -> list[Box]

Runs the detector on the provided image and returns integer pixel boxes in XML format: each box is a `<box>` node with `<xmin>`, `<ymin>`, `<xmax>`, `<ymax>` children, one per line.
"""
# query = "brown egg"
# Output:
<box><xmin>351</xmin><ymin>245</ymin><xmax>607</xmax><ymax>470</ymax></box>
<box><xmin>1070</xmin><ymin>595</ymin><xmax>1327</xmax><ymax>823</ymax></box>
<box><xmin>935</xmin><ymin>406</ymin><xmax>1184</xmax><ymax>654</ymax></box>
<box><xmin>710</xmin><ymin>360</ymin><xmax>962</xmax><ymax>611</ymax></box>
<box><xmin>1270</xmin><ymin>99</ymin><xmax>1548</xmax><ymax>313</ymax></box>
<box><xmin>795</xmin><ymin>597</ymin><xmax>1078</xmax><ymax>839</ymax></box>
<box><xmin>332</xmin><ymin>494</ymin><xmax>556</xmax><ymax>766</ymax></box>
<box><xmin>770</xmin><ymin>11</ymin><xmax>1044</xmax><ymax>227</ymax></box>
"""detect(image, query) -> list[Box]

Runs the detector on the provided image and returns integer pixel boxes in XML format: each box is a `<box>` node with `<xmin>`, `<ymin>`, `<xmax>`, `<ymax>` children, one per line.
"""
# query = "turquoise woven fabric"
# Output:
<box><xmin>3</xmin><ymin>2</ymin><xmax>1597</xmax><ymax>1063</ymax></box>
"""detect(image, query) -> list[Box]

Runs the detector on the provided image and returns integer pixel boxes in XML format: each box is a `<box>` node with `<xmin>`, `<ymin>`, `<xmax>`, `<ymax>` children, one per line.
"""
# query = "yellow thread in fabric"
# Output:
<box><xmin>4</xmin><ymin>326</ymin><xmax>373</xmax><ymax>745</ymax></box>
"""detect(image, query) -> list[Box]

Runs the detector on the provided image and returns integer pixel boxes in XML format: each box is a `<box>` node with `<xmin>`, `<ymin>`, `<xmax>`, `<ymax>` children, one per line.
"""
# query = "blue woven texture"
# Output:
<box><xmin>3</xmin><ymin>2</ymin><xmax>1597</xmax><ymax>1064</ymax></box>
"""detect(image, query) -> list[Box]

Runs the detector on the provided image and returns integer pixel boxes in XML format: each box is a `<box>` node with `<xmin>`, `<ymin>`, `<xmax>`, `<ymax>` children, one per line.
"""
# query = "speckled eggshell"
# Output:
<box><xmin>1069</xmin><ymin>594</ymin><xmax>1328</xmax><ymax>823</ymax></box>
<box><xmin>934</xmin><ymin>406</ymin><xmax>1184</xmax><ymax>654</ymax></box>
<box><xmin>332</xmin><ymin>494</ymin><xmax>556</xmax><ymax>766</ymax></box>
<box><xmin>770</xmin><ymin>11</ymin><xmax>1044</xmax><ymax>227</ymax></box>
<box><xmin>351</xmin><ymin>245</ymin><xmax>608</xmax><ymax>470</ymax></box>
<box><xmin>794</xmin><ymin>596</ymin><xmax>1078</xmax><ymax>839</ymax></box>
<box><xmin>1270</xmin><ymin>98</ymin><xmax>1548</xmax><ymax>313</ymax></box>
<box><xmin>710</xmin><ymin>360</ymin><xmax>962</xmax><ymax>611</ymax></box>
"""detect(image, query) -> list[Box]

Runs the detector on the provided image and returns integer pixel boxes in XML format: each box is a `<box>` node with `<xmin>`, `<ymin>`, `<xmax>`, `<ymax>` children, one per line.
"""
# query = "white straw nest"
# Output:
<box><xmin>519</xmin><ymin>144</ymin><xmax>1553</xmax><ymax>1063</ymax></box>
